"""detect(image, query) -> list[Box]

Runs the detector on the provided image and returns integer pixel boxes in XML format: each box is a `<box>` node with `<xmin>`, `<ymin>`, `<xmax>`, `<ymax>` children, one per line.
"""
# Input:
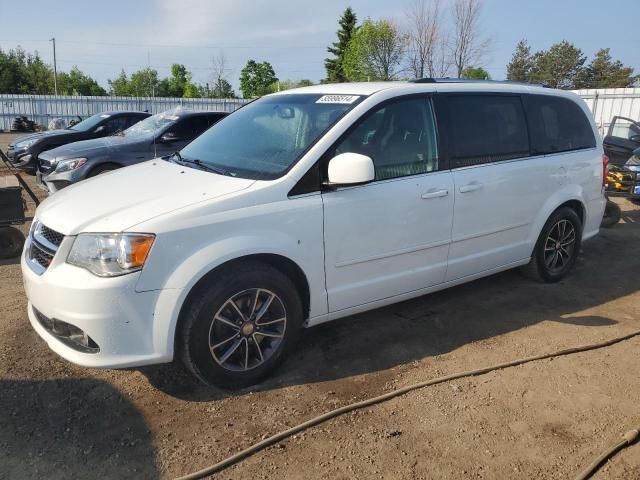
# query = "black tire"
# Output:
<box><xmin>88</xmin><ymin>163</ymin><xmax>120</xmax><ymax>178</ymax></box>
<box><xmin>178</xmin><ymin>261</ymin><xmax>303</xmax><ymax>389</ymax></box>
<box><xmin>600</xmin><ymin>200</ymin><xmax>621</xmax><ymax>228</ymax></box>
<box><xmin>521</xmin><ymin>206</ymin><xmax>582</xmax><ymax>283</ymax></box>
<box><xmin>0</xmin><ymin>227</ymin><xmax>26</xmax><ymax>259</ymax></box>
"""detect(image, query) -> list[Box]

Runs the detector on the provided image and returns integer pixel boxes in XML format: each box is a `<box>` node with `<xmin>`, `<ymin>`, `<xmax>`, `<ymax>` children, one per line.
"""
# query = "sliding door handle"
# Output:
<box><xmin>459</xmin><ymin>182</ymin><xmax>483</xmax><ymax>193</ymax></box>
<box><xmin>421</xmin><ymin>189</ymin><xmax>449</xmax><ymax>199</ymax></box>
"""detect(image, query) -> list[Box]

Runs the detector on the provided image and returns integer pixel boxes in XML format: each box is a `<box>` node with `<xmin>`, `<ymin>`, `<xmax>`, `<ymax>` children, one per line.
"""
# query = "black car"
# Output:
<box><xmin>603</xmin><ymin>115</ymin><xmax>640</xmax><ymax>166</ymax></box>
<box><xmin>37</xmin><ymin>109</ymin><xmax>228</xmax><ymax>193</ymax></box>
<box><xmin>6</xmin><ymin>111</ymin><xmax>150</xmax><ymax>173</ymax></box>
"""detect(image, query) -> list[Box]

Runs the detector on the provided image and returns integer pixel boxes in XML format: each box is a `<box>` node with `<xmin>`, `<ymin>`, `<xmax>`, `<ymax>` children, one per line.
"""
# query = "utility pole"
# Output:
<box><xmin>50</xmin><ymin>37</ymin><xmax>58</xmax><ymax>96</ymax></box>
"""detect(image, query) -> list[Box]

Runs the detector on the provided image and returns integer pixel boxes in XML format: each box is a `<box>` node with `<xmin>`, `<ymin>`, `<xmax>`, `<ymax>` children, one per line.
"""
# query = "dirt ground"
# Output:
<box><xmin>1</xmin><ymin>132</ymin><xmax>639</xmax><ymax>479</ymax></box>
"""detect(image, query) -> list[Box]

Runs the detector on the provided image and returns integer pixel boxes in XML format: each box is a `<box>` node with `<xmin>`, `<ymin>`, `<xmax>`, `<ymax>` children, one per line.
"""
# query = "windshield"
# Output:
<box><xmin>124</xmin><ymin>111</ymin><xmax>177</xmax><ymax>137</ymax></box>
<box><xmin>68</xmin><ymin>113</ymin><xmax>110</xmax><ymax>132</ymax></box>
<box><xmin>179</xmin><ymin>94</ymin><xmax>363</xmax><ymax>179</ymax></box>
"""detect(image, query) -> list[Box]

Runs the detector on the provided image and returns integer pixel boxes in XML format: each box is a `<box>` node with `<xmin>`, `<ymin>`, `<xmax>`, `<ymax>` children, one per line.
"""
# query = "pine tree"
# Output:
<box><xmin>577</xmin><ymin>48</ymin><xmax>635</xmax><ymax>88</ymax></box>
<box><xmin>325</xmin><ymin>7</ymin><xmax>357</xmax><ymax>82</ymax></box>
<box><xmin>506</xmin><ymin>40</ymin><xmax>533</xmax><ymax>82</ymax></box>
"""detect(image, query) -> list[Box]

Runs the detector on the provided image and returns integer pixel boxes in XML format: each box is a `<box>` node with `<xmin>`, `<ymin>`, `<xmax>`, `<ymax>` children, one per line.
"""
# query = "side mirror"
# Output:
<box><xmin>94</xmin><ymin>125</ymin><xmax>106</xmax><ymax>135</ymax></box>
<box><xmin>159</xmin><ymin>132</ymin><xmax>177</xmax><ymax>143</ymax></box>
<box><xmin>630</xmin><ymin>134</ymin><xmax>640</xmax><ymax>143</ymax></box>
<box><xmin>326</xmin><ymin>152</ymin><xmax>375</xmax><ymax>187</ymax></box>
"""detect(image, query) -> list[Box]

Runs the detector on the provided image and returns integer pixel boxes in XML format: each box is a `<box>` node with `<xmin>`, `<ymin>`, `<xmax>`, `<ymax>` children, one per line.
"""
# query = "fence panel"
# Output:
<box><xmin>0</xmin><ymin>94</ymin><xmax>249</xmax><ymax>131</ymax></box>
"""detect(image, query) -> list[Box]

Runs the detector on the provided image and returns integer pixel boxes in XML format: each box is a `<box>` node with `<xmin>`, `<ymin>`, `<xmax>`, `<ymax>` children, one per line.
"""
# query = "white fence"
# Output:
<box><xmin>2</xmin><ymin>88</ymin><xmax>639</xmax><ymax>134</ymax></box>
<box><xmin>573</xmin><ymin>88</ymin><xmax>640</xmax><ymax>136</ymax></box>
<box><xmin>0</xmin><ymin>95</ymin><xmax>249</xmax><ymax>131</ymax></box>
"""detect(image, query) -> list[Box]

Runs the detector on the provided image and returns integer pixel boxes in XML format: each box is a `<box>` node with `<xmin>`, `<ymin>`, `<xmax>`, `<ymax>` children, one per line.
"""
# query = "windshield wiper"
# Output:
<box><xmin>170</xmin><ymin>152</ymin><xmax>231</xmax><ymax>176</ymax></box>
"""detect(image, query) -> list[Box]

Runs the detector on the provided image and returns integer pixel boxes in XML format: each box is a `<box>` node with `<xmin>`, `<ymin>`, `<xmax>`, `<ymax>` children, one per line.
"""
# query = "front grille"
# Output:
<box><xmin>39</xmin><ymin>157</ymin><xmax>53</xmax><ymax>174</ymax></box>
<box><xmin>27</xmin><ymin>221</ymin><xmax>64</xmax><ymax>274</ymax></box>
<box><xmin>38</xmin><ymin>224</ymin><xmax>64</xmax><ymax>247</ymax></box>
<box><xmin>29</xmin><ymin>242</ymin><xmax>55</xmax><ymax>269</ymax></box>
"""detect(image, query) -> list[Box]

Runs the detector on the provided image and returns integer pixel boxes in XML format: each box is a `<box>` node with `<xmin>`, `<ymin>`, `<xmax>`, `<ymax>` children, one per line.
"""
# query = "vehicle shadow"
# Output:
<box><xmin>142</xmin><ymin>206</ymin><xmax>640</xmax><ymax>402</ymax></box>
<box><xmin>0</xmin><ymin>379</ymin><xmax>159</xmax><ymax>479</ymax></box>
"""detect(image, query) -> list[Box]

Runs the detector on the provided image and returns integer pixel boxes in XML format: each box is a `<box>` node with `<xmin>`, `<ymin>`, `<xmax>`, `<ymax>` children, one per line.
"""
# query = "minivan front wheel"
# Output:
<box><xmin>521</xmin><ymin>207</ymin><xmax>582</xmax><ymax>283</ymax></box>
<box><xmin>178</xmin><ymin>262</ymin><xmax>303</xmax><ymax>389</ymax></box>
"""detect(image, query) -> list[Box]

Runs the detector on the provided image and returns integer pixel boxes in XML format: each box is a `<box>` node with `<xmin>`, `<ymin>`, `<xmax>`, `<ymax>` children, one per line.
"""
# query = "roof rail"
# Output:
<box><xmin>408</xmin><ymin>78</ymin><xmax>547</xmax><ymax>87</ymax></box>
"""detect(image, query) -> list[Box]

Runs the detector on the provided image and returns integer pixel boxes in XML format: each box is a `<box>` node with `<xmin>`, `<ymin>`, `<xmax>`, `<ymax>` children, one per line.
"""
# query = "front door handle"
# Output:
<box><xmin>421</xmin><ymin>189</ymin><xmax>449</xmax><ymax>199</ymax></box>
<box><xmin>459</xmin><ymin>182</ymin><xmax>483</xmax><ymax>193</ymax></box>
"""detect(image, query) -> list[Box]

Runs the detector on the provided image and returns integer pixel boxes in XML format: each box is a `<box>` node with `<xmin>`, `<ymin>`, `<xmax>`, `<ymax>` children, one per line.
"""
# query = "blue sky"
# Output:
<box><xmin>0</xmin><ymin>0</ymin><xmax>637</xmax><ymax>92</ymax></box>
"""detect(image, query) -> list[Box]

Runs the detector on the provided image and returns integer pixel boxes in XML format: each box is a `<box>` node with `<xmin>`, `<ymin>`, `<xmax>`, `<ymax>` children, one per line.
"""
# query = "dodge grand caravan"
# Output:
<box><xmin>22</xmin><ymin>80</ymin><xmax>606</xmax><ymax>388</ymax></box>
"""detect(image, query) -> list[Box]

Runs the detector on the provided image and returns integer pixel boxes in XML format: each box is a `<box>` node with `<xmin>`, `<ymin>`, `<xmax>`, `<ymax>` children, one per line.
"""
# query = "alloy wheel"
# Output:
<box><xmin>543</xmin><ymin>219</ymin><xmax>576</xmax><ymax>273</ymax></box>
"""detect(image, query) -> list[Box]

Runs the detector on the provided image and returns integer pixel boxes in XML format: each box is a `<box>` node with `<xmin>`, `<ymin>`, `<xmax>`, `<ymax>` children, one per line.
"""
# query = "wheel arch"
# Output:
<box><xmin>169</xmin><ymin>253</ymin><xmax>311</xmax><ymax>359</ymax></box>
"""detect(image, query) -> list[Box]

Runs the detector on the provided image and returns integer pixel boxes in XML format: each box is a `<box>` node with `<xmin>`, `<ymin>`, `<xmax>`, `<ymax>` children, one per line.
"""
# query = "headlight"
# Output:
<box><xmin>67</xmin><ymin>233</ymin><xmax>155</xmax><ymax>277</ymax></box>
<box><xmin>15</xmin><ymin>138</ymin><xmax>39</xmax><ymax>149</ymax></box>
<box><xmin>55</xmin><ymin>158</ymin><xmax>87</xmax><ymax>173</ymax></box>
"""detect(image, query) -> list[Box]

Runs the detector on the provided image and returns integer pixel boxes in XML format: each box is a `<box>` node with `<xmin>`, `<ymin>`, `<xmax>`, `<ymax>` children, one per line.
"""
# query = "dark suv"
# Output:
<box><xmin>6</xmin><ymin>111</ymin><xmax>150</xmax><ymax>173</ymax></box>
<box><xmin>37</xmin><ymin>109</ymin><xmax>228</xmax><ymax>193</ymax></box>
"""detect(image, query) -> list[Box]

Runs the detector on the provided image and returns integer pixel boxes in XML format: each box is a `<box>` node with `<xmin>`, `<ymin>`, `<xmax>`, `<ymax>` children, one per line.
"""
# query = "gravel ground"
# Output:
<box><xmin>1</xmin><ymin>132</ymin><xmax>639</xmax><ymax>479</ymax></box>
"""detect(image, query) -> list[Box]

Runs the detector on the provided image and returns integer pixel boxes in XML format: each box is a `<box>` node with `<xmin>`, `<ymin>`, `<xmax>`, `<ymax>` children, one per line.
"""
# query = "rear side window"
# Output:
<box><xmin>524</xmin><ymin>95</ymin><xmax>596</xmax><ymax>154</ymax></box>
<box><xmin>445</xmin><ymin>95</ymin><xmax>529</xmax><ymax>167</ymax></box>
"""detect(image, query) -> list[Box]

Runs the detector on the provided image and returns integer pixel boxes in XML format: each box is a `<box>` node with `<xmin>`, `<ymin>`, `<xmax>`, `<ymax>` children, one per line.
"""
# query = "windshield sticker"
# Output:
<box><xmin>316</xmin><ymin>95</ymin><xmax>360</xmax><ymax>104</ymax></box>
<box><xmin>160</xmin><ymin>115</ymin><xmax>179</xmax><ymax>121</ymax></box>
<box><xmin>100</xmin><ymin>114</ymin><xmax>111</xmax><ymax>118</ymax></box>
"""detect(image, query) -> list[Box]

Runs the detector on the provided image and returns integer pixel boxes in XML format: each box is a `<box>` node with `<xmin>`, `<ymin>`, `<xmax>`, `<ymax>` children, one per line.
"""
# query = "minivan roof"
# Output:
<box><xmin>271</xmin><ymin>80</ymin><xmax>554</xmax><ymax>97</ymax></box>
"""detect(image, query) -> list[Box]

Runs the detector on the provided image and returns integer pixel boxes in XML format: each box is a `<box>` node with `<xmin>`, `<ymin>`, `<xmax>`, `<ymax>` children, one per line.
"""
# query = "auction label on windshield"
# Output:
<box><xmin>316</xmin><ymin>95</ymin><xmax>360</xmax><ymax>104</ymax></box>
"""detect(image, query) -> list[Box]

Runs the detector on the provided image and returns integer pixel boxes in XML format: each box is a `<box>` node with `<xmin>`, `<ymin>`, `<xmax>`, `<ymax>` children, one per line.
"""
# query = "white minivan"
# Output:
<box><xmin>22</xmin><ymin>80</ymin><xmax>606</xmax><ymax>388</ymax></box>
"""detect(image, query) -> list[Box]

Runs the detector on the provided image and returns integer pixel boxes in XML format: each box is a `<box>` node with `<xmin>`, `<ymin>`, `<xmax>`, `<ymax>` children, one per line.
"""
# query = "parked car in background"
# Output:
<box><xmin>603</xmin><ymin>115</ymin><xmax>640</xmax><ymax>166</ymax></box>
<box><xmin>37</xmin><ymin>109</ymin><xmax>228</xmax><ymax>193</ymax></box>
<box><xmin>6</xmin><ymin>111</ymin><xmax>150</xmax><ymax>173</ymax></box>
<box><xmin>22</xmin><ymin>81</ymin><xmax>605</xmax><ymax>388</ymax></box>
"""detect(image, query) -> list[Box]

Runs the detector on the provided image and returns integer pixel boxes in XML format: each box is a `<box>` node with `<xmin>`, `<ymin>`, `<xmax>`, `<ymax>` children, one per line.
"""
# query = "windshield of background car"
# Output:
<box><xmin>124</xmin><ymin>112</ymin><xmax>176</xmax><ymax>137</ymax></box>
<box><xmin>68</xmin><ymin>113</ymin><xmax>109</xmax><ymax>132</ymax></box>
<box><xmin>179</xmin><ymin>94</ymin><xmax>364</xmax><ymax>179</ymax></box>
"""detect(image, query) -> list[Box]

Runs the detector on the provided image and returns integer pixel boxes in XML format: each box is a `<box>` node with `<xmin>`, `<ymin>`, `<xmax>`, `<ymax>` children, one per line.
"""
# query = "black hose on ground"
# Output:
<box><xmin>175</xmin><ymin>330</ymin><xmax>640</xmax><ymax>480</ymax></box>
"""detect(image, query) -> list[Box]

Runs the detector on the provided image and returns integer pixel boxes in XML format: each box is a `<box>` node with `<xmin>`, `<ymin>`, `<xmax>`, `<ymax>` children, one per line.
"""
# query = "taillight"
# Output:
<box><xmin>602</xmin><ymin>154</ymin><xmax>609</xmax><ymax>187</ymax></box>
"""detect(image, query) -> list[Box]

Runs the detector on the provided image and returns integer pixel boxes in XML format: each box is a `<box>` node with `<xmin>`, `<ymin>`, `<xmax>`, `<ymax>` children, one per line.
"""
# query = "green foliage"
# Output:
<box><xmin>529</xmin><ymin>41</ymin><xmax>586</xmax><ymax>89</ymax></box>
<box><xmin>325</xmin><ymin>7</ymin><xmax>358</xmax><ymax>82</ymax></box>
<box><xmin>576</xmin><ymin>48</ymin><xmax>635</xmax><ymax>88</ymax></box>
<box><xmin>0</xmin><ymin>47</ymin><xmax>54</xmax><ymax>94</ymax></box>
<box><xmin>506</xmin><ymin>40</ymin><xmax>534</xmax><ymax>82</ymax></box>
<box><xmin>239</xmin><ymin>60</ymin><xmax>278</xmax><ymax>98</ymax></box>
<box><xmin>58</xmin><ymin>66</ymin><xmax>107</xmax><ymax>96</ymax></box>
<box><xmin>460</xmin><ymin>66</ymin><xmax>490</xmax><ymax>80</ymax></box>
<box><xmin>108</xmin><ymin>64</ymin><xmax>200</xmax><ymax>98</ymax></box>
<box><xmin>343</xmin><ymin>18</ymin><xmax>407</xmax><ymax>82</ymax></box>
<box><xmin>268</xmin><ymin>79</ymin><xmax>315</xmax><ymax>92</ymax></box>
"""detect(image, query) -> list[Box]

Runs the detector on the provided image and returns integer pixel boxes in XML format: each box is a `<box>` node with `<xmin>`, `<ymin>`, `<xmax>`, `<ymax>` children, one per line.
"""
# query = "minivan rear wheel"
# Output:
<box><xmin>521</xmin><ymin>207</ymin><xmax>582</xmax><ymax>283</ymax></box>
<box><xmin>178</xmin><ymin>261</ymin><xmax>303</xmax><ymax>389</ymax></box>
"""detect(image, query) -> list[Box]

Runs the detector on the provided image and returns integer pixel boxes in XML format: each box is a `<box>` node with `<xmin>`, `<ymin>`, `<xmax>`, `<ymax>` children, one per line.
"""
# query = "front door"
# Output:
<box><xmin>322</xmin><ymin>96</ymin><xmax>454</xmax><ymax>312</ymax></box>
<box><xmin>603</xmin><ymin>116</ymin><xmax>640</xmax><ymax>166</ymax></box>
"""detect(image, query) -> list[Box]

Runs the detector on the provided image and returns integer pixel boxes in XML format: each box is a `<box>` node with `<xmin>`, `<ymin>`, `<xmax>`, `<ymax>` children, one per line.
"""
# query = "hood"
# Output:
<box><xmin>40</xmin><ymin>134</ymin><xmax>150</xmax><ymax>161</ymax></box>
<box><xmin>36</xmin><ymin>160</ymin><xmax>255</xmax><ymax>235</ymax></box>
<box><xmin>10</xmin><ymin>129</ymin><xmax>73</xmax><ymax>146</ymax></box>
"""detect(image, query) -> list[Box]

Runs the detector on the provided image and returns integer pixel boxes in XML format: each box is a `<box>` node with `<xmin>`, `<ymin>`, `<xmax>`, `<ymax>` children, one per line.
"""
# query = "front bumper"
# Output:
<box><xmin>6</xmin><ymin>146</ymin><xmax>34</xmax><ymax>169</ymax></box>
<box><xmin>22</xmin><ymin>234</ymin><xmax>179</xmax><ymax>368</ymax></box>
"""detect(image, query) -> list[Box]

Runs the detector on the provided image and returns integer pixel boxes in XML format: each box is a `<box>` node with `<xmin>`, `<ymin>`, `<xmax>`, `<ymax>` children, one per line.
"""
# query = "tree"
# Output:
<box><xmin>529</xmin><ymin>41</ymin><xmax>586</xmax><ymax>89</ymax></box>
<box><xmin>57</xmin><ymin>66</ymin><xmax>106</xmax><ymax>96</ymax></box>
<box><xmin>239</xmin><ymin>60</ymin><xmax>278</xmax><ymax>98</ymax></box>
<box><xmin>343</xmin><ymin>18</ymin><xmax>408</xmax><ymax>81</ymax></box>
<box><xmin>128</xmin><ymin>68</ymin><xmax>160</xmax><ymax>97</ymax></box>
<box><xmin>108</xmin><ymin>70</ymin><xmax>131</xmax><ymax>95</ymax></box>
<box><xmin>577</xmin><ymin>48</ymin><xmax>635</xmax><ymax>88</ymax></box>
<box><xmin>506</xmin><ymin>39</ymin><xmax>534</xmax><ymax>82</ymax></box>
<box><xmin>451</xmin><ymin>0</ymin><xmax>490</xmax><ymax>78</ymax></box>
<box><xmin>209</xmin><ymin>52</ymin><xmax>236</xmax><ymax>98</ymax></box>
<box><xmin>405</xmin><ymin>0</ymin><xmax>450</xmax><ymax>79</ymax></box>
<box><xmin>0</xmin><ymin>47</ymin><xmax>54</xmax><ymax>94</ymax></box>
<box><xmin>325</xmin><ymin>7</ymin><xmax>358</xmax><ymax>82</ymax></box>
<box><xmin>460</xmin><ymin>66</ymin><xmax>490</xmax><ymax>79</ymax></box>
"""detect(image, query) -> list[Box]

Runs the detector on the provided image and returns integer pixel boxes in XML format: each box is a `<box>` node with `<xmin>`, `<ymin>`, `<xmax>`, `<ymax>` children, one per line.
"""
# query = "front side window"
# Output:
<box><xmin>102</xmin><ymin>116</ymin><xmax>128</xmax><ymax>134</ymax></box>
<box><xmin>179</xmin><ymin>94</ymin><xmax>362</xmax><ymax>180</ymax></box>
<box><xmin>524</xmin><ymin>94</ymin><xmax>596</xmax><ymax>154</ymax></box>
<box><xmin>333</xmin><ymin>97</ymin><xmax>439</xmax><ymax>180</ymax></box>
<box><xmin>445</xmin><ymin>95</ymin><xmax>529</xmax><ymax>168</ymax></box>
<box><xmin>69</xmin><ymin>113</ymin><xmax>111</xmax><ymax>132</ymax></box>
